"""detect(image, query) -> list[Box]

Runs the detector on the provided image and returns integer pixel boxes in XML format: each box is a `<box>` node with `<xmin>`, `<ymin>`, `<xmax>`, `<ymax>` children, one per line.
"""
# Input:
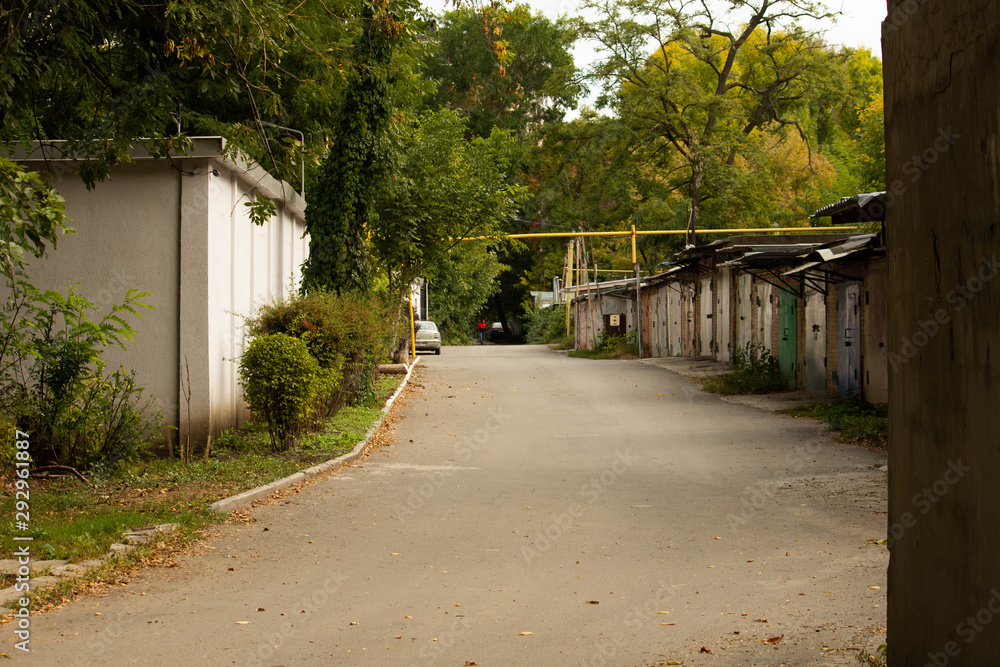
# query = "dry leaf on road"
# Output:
<box><xmin>763</xmin><ymin>635</ymin><xmax>784</xmax><ymax>645</ymax></box>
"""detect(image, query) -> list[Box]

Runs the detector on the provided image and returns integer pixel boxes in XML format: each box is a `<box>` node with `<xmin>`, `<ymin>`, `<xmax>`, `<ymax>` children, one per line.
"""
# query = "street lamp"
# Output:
<box><xmin>258</xmin><ymin>121</ymin><xmax>305</xmax><ymax>197</ymax></box>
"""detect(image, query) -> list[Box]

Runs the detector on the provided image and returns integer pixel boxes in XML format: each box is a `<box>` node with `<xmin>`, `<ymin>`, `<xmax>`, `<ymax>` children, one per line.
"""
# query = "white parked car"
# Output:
<box><xmin>414</xmin><ymin>320</ymin><xmax>441</xmax><ymax>354</ymax></box>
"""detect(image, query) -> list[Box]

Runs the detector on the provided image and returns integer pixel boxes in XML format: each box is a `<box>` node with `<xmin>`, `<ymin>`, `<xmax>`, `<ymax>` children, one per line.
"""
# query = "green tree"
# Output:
<box><xmin>1</xmin><ymin>0</ymin><xmax>358</xmax><ymax>188</ymax></box>
<box><xmin>583</xmin><ymin>0</ymin><xmax>836</xmax><ymax>242</ymax></box>
<box><xmin>371</xmin><ymin>109</ymin><xmax>526</xmax><ymax>345</ymax></box>
<box><xmin>422</xmin><ymin>242</ymin><xmax>504</xmax><ymax>343</ymax></box>
<box><xmin>425</xmin><ymin>3</ymin><xmax>582</xmax><ymax>138</ymax></box>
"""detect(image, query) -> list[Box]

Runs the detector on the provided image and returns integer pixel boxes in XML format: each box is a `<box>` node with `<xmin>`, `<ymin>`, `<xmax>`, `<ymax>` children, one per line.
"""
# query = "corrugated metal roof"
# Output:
<box><xmin>811</xmin><ymin>192</ymin><xmax>886</xmax><ymax>220</ymax></box>
<box><xmin>782</xmin><ymin>234</ymin><xmax>881</xmax><ymax>276</ymax></box>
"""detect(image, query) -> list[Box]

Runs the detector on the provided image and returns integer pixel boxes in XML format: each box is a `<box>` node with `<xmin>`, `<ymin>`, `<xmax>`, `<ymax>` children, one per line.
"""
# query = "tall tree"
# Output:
<box><xmin>583</xmin><ymin>0</ymin><xmax>835</xmax><ymax>243</ymax></box>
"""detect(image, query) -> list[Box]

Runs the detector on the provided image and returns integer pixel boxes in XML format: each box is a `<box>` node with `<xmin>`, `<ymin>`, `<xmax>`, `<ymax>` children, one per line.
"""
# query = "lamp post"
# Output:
<box><xmin>258</xmin><ymin>121</ymin><xmax>305</xmax><ymax>197</ymax></box>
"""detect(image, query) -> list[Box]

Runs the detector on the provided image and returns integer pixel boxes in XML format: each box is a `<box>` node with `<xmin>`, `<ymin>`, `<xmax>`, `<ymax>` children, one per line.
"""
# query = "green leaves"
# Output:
<box><xmin>0</xmin><ymin>159</ymin><xmax>72</xmax><ymax>276</ymax></box>
<box><xmin>424</xmin><ymin>3</ymin><xmax>582</xmax><ymax>138</ymax></box>
<box><xmin>372</xmin><ymin>109</ymin><xmax>527</xmax><ymax>299</ymax></box>
<box><xmin>238</xmin><ymin>333</ymin><xmax>320</xmax><ymax>451</ymax></box>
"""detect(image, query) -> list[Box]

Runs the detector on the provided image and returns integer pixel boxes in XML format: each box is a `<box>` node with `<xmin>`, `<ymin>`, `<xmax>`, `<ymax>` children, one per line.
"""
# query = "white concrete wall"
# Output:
<box><xmin>204</xmin><ymin>160</ymin><xmax>308</xmax><ymax>439</ymax></box>
<box><xmin>16</xmin><ymin>139</ymin><xmax>307</xmax><ymax>445</ymax></box>
<box><xmin>19</xmin><ymin>160</ymin><xmax>183</xmax><ymax>428</ymax></box>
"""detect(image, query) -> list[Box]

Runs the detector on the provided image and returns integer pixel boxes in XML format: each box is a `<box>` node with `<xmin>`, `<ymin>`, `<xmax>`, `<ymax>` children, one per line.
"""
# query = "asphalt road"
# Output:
<box><xmin>10</xmin><ymin>345</ymin><xmax>888</xmax><ymax>666</ymax></box>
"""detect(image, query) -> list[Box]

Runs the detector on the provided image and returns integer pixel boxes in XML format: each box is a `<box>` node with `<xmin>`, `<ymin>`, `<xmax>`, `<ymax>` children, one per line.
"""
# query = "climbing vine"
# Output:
<box><xmin>302</xmin><ymin>0</ymin><xmax>410</xmax><ymax>295</ymax></box>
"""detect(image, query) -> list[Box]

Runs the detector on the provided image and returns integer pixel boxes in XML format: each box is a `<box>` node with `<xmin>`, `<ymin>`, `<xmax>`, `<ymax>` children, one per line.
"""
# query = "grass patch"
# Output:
<box><xmin>783</xmin><ymin>398</ymin><xmax>888</xmax><ymax>447</ymax></box>
<box><xmin>298</xmin><ymin>405</ymin><xmax>383</xmax><ymax>455</ymax></box>
<box><xmin>0</xmin><ymin>371</ymin><xmax>405</xmax><ymax>609</ymax></box>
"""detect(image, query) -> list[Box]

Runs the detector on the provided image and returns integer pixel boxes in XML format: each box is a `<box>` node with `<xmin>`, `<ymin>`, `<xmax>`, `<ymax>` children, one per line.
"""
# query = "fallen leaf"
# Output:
<box><xmin>763</xmin><ymin>635</ymin><xmax>784</xmax><ymax>645</ymax></box>
<box><xmin>519</xmin><ymin>632</ymin><xmax>533</xmax><ymax>636</ymax></box>
<box><xmin>390</xmin><ymin>553</ymin><xmax>400</xmax><ymax>556</ymax></box>
<box><xmin>256</xmin><ymin>607</ymin><xmax>265</xmax><ymax>612</ymax></box>
<box><xmin>660</xmin><ymin>622</ymin><xmax>676</xmax><ymax>626</ymax></box>
<box><xmin>714</xmin><ymin>536</ymin><xmax>722</xmax><ymax>540</ymax></box>
<box><xmin>753</xmin><ymin>618</ymin><xmax>768</xmax><ymax>623</ymax></box>
<box><xmin>656</xmin><ymin>611</ymin><xmax>670</xmax><ymax>614</ymax></box>
<box><xmin>466</xmin><ymin>662</ymin><xmax>478</xmax><ymax>666</ymax></box>
<box><xmin>235</xmin><ymin>621</ymin><xmax>250</xmax><ymax>625</ymax></box>
<box><xmin>586</xmin><ymin>600</ymin><xmax>600</xmax><ymax>604</ymax></box>
<box><xmin>869</xmin><ymin>586</ymin><xmax>881</xmax><ymax>590</ymax></box>
<box><xmin>741</xmin><ymin>613</ymin><xmax>749</xmax><ymax>616</ymax></box>
<box><xmin>349</xmin><ymin>622</ymin><xmax>359</xmax><ymax>626</ymax></box>
<box><xmin>700</xmin><ymin>646</ymin><xmax>713</xmax><ymax>653</ymax></box>
<box><xmin>394</xmin><ymin>636</ymin><xmax>402</xmax><ymax>639</ymax></box>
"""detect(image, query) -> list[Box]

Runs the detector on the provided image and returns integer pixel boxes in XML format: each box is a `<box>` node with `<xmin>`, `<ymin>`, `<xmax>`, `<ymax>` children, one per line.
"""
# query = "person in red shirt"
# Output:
<box><xmin>476</xmin><ymin>320</ymin><xmax>487</xmax><ymax>344</ymax></box>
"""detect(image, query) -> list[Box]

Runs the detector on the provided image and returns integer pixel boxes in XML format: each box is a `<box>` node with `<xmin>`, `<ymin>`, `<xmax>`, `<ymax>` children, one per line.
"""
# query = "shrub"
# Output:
<box><xmin>246</xmin><ymin>290</ymin><xmax>397</xmax><ymax>411</ymax></box>
<box><xmin>60</xmin><ymin>365</ymin><xmax>159</xmax><ymax>468</ymax></box>
<box><xmin>568</xmin><ymin>331</ymin><xmax>640</xmax><ymax>359</ymax></box>
<box><xmin>238</xmin><ymin>334</ymin><xmax>319</xmax><ymax>451</ymax></box>
<box><xmin>2</xmin><ymin>280</ymin><xmax>157</xmax><ymax>469</ymax></box>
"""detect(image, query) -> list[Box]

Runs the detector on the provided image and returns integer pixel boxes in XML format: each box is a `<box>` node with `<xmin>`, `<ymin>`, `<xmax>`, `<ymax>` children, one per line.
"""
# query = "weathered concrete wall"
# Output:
<box><xmin>885</xmin><ymin>0</ymin><xmax>1000</xmax><ymax>662</ymax></box>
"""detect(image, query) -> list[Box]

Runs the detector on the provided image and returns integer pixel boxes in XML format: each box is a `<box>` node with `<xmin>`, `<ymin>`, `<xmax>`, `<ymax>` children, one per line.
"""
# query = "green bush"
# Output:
<box><xmin>246</xmin><ymin>290</ymin><xmax>397</xmax><ymax>411</ymax></box>
<box><xmin>238</xmin><ymin>334</ymin><xmax>319</xmax><ymax>451</ymax></box>
<box><xmin>525</xmin><ymin>305</ymin><xmax>569</xmax><ymax>344</ymax></box>
<box><xmin>2</xmin><ymin>275</ymin><xmax>157</xmax><ymax>469</ymax></box>
<box><xmin>703</xmin><ymin>342</ymin><xmax>788</xmax><ymax>395</ymax></box>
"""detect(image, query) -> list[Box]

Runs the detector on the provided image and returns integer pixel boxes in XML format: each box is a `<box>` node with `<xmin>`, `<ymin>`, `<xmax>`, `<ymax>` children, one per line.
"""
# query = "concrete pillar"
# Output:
<box><xmin>884</xmin><ymin>0</ymin><xmax>1000</xmax><ymax>662</ymax></box>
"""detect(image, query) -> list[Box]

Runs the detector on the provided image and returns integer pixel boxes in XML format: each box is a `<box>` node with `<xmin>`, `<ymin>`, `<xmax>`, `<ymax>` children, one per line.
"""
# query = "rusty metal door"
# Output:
<box><xmin>778</xmin><ymin>288</ymin><xmax>798</xmax><ymax>386</ymax></box>
<box><xmin>803</xmin><ymin>287</ymin><xmax>827</xmax><ymax>392</ymax></box>
<box><xmin>669</xmin><ymin>284</ymin><xmax>682</xmax><ymax>355</ymax></box>
<box><xmin>683</xmin><ymin>284</ymin><xmax>696</xmax><ymax>357</ymax></box>
<box><xmin>717</xmin><ymin>268</ymin><xmax>732</xmax><ymax>362</ymax></box>
<box><xmin>837</xmin><ymin>281</ymin><xmax>862</xmax><ymax>397</ymax></box>
<box><xmin>863</xmin><ymin>269</ymin><xmax>889</xmax><ymax>403</ymax></box>
<box><xmin>737</xmin><ymin>273</ymin><xmax>752</xmax><ymax>352</ymax></box>
<box><xmin>756</xmin><ymin>282</ymin><xmax>773</xmax><ymax>352</ymax></box>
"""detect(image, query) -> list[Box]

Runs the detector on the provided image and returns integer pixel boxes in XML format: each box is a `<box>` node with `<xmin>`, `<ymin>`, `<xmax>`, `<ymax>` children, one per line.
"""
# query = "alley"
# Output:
<box><xmin>12</xmin><ymin>345</ymin><xmax>888</xmax><ymax>666</ymax></box>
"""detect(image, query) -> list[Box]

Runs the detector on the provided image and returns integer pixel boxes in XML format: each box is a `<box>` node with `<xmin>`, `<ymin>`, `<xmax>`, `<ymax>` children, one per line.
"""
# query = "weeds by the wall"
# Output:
<box><xmin>702</xmin><ymin>342</ymin><xmax>788</xmax><ymax>395</ymax></box>
<box><xmin>784</xmin><ymin>398</ymin><xmax>888</xmax><ymax>447</ymax></box>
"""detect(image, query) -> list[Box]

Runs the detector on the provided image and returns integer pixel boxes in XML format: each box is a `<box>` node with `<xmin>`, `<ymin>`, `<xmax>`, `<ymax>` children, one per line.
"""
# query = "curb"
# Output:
<box><xmin>208</xmin><ymin>357</ymin><xmax>421</xmax><ymax>513</ymax></box>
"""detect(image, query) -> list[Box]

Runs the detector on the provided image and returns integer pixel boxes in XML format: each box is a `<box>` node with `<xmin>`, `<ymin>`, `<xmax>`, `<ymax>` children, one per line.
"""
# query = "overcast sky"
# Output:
<box><xmin>421</xmin><ymin>0</ymin><xmax>887</xmax><ymax>113</ymax></box>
